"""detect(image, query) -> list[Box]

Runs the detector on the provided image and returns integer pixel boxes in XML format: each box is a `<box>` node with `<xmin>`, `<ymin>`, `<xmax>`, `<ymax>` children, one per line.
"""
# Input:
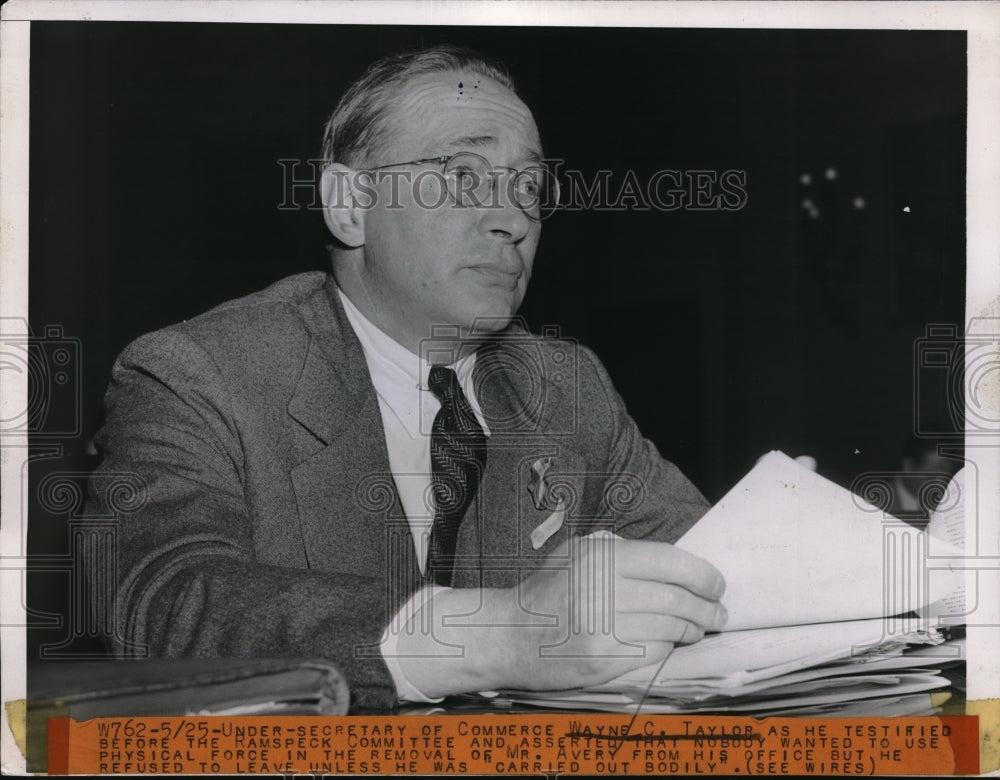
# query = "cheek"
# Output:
<box><xmin>521</xmin><ymin>231</ymin><xmax>541</xmax><ymax>273</ymax></box>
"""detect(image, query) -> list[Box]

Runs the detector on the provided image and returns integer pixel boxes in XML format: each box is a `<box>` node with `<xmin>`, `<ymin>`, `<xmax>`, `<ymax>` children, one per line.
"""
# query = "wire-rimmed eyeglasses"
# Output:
<box><xmin>363</xmin><ymin>151</ymin><xmax>560</xmax><ymax>221</ymax></box>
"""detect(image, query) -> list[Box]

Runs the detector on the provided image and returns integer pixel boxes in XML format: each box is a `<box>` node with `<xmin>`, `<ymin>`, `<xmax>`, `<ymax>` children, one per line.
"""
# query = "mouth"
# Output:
<box><xmin>465</xmin><ymin>264</ymin><xmax>522</xmax><ymax>286</ymax></box>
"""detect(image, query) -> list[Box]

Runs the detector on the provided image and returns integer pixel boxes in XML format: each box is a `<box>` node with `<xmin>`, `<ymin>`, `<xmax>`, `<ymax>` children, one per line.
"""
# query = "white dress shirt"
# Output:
<box><xmin>338</xmin><ymin>289</ymin><xmax>490</xmax><ymax>701</ymax></box>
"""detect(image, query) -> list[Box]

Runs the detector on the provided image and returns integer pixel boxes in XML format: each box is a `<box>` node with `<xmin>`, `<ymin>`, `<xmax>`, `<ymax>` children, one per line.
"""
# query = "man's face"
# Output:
<box><xmin>357</xmin><ymin>71</ymin><xmax>543</xmax><ymax>349</ymax></box>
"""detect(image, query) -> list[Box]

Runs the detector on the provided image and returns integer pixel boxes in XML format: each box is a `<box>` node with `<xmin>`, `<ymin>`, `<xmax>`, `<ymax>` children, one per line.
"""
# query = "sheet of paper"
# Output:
<box><xmin>702</xmin><ymin>673</ymin><xmax>950</xmax><ymax>712</ymax></box>
<box><xmin>501</xmin><ymin>674</ymin><xmax>948</xmax><ymax>716</ymax></box>
<box><xmin>922</xmin><ymin>467</ymin><xmax>968</xmax><ymax>621</ymax></box>
<box><xmin>599</xmin><ymin>618</ymin><xmax>940</xmax><ymax>685</ymax></box>
<box><xmin>635</xmin><ymin>652</ymin><xmax>961</xmax><ymax>701</ymax></box>
<box><xmin>676</xmin><ymin>451</ymin><xmax>965</xmax><ymax>631</ymax></box>
<box><xmin>928</xmin><ymin>467</ymin><xmax>966</xmax><ymax>549</ymax></box>
<box><xmin>762</xmin><ymin>693</ymin><xmax>941</xmax><ymax>718</ymax></box>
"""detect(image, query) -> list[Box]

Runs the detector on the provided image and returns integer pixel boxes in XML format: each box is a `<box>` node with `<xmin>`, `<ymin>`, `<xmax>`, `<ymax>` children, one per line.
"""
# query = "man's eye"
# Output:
<box><xmin>515</xmin><ymin>173</ymin><xmax>542</xmax><ymax>199</ymax></box>
<box><xmin>518</xmin><ymin>180</ymin><xmax>540</xmax><ymax>197</ymax></box>
<box><xmin>450</xmin><ymin>168</ymin><xmax>482</xmax><ymax>187</ymax></box>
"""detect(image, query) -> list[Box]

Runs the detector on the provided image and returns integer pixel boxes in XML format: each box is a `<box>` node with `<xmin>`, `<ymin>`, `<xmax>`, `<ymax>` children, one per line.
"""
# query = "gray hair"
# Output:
<box><xmin>321</xmin><ymin>45</ymin><xmax>519</xmax><ymax>169</ymax></box>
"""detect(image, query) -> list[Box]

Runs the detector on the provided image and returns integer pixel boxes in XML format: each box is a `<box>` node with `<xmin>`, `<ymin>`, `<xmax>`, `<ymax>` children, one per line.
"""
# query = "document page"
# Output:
<box><xmin>598</xmin><ymin>618</ymin><xmax>938</xmax><ymax>686</ymax></box>
<box><xmin>675</xmin><ymin>451</ymin><xmax>965</xmax><ymax>631</ymax></box>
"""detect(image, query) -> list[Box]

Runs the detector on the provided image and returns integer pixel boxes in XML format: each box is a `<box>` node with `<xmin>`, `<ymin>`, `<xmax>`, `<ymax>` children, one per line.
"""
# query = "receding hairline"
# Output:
<box><xmin>321</xmin><ymin>46</ymin><xmax>525</xmax><ymax>169</ymax></box>
<box><xmin>375</xmin><ymin>71</ymin><xmax>540</xmax><ymax>163</ymax></box>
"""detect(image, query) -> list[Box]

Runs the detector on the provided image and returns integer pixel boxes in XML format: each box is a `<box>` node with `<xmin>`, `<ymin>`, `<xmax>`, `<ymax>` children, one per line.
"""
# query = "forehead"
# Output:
<box><xmin>385</xmin><ymin>71</ymin><xmax>542</xmax><ymax>162</ymax></box>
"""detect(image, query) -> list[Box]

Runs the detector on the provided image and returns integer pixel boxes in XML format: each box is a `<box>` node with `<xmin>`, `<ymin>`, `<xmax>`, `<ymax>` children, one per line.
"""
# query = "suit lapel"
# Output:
<box><xmin>450</xmin><ymin>338</ymin><xmax>589</xmax><ymax>588</ymax></box>
<box><xmin>288</xmin><ymin>279</ymin><xmax>421</xmax><ymax>614</ymax></box>
<box><xmin>287</xmin><ymin>277</ymin><xmax>369</xmax><ymax>445</ymax></box>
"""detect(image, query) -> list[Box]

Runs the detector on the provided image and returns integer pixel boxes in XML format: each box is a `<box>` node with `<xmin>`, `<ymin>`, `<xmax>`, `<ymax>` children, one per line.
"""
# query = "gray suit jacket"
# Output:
<box><xmin>88</xmin><ymin>272</ymin><xmax>709</xmax><ymax>711</ymax></box>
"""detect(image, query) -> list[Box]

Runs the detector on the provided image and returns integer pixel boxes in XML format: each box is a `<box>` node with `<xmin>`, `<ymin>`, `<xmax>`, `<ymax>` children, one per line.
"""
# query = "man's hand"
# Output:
<box><xmin>395</xmin><ymin>535</ymin><xmax>726</xmax><ymax>697</ymax></box>
<box><xmin>496</xmin><ymin>535</ymin><xmax>728</xmax><ymax>690</ymax></box>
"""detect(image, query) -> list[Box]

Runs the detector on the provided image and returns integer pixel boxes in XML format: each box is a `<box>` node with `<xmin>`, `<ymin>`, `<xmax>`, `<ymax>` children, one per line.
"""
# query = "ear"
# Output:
<box><xmin>320</xmin><ymin>163</ymin><xmax>367</xmax><ymax>248</ymax></box>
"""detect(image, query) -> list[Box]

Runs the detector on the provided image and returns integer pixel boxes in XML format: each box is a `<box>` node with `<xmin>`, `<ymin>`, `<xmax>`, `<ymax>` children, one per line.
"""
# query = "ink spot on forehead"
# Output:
<box><xmin>391</xmin><ymin>72</ymin><xmax>542</xmax><ymax>161</ymax></box>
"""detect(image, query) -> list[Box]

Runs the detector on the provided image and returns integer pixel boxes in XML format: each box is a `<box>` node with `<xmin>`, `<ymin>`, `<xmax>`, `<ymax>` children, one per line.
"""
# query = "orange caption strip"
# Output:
<box><xmin>49</xmin><ymin>714</ymin><xmax>979</xmax><ymax>775</ymax></box>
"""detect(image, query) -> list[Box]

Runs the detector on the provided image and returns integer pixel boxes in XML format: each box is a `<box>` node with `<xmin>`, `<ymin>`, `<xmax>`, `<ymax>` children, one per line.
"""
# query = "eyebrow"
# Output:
<box><xmin>435</xmin><ymin>135</ymin><xmax>544</xmax><ymax>165</ymax></box>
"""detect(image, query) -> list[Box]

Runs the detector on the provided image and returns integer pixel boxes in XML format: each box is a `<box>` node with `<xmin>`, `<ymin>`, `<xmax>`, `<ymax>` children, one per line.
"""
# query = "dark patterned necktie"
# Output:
<box><xmin>426</xmin><ymin>365</ymin><xmax>487</xmax><ymax>586</ymax></box>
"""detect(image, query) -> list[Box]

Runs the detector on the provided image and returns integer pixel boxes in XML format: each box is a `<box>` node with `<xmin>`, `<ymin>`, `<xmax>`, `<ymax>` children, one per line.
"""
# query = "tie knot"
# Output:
<box><xmin>427</xmin><ymin>365</ymin><xmax>460</xmax><ymax>404</ymax></box>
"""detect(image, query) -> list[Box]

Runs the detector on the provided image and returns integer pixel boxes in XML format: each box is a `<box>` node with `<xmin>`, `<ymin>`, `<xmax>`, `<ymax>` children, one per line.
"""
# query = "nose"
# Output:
<box><xmin>477</xmin><ymin>171</ymin><xmax>533</xmax><ymax>243</ymax></box>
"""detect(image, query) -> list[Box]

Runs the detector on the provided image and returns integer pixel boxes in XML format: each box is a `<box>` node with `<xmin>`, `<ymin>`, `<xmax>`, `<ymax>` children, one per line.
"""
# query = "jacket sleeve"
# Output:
<box><xmin>579</xmin><ymin>346</ymin><xmax>711</xmax><ymax>543</ymax></box>
<box><xmin>86</xmin><ymin>329</ymin><xmax>399</xmax><ymax>712</ymax></box>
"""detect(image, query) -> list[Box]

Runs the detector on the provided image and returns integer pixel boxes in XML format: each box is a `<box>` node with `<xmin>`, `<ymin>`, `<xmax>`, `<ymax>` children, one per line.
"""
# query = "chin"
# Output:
<box><xmin>462</xmin><ymin>305</ymin><xmax>519</xmax><ymax>337</ymax></box>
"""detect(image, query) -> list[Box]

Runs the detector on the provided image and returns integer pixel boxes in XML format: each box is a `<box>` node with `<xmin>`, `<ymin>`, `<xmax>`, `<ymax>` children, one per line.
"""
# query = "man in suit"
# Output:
<box><xmin>88</xmin><ymin>46</ymin><xmax>727</xmax><ymax>712</ymax></box>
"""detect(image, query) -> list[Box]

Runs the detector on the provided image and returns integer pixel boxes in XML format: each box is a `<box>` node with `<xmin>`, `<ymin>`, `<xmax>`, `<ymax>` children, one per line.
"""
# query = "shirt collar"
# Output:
<box><xmin>337</xmin><ymin>288</ymin><xmax>489</xmax><ymax>438</ymax></box>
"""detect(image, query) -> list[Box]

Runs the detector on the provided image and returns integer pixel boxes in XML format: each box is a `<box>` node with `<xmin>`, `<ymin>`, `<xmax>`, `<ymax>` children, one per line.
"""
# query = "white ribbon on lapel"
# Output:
<box><xmin>530</xmin><ymin>498</ymin><xmax>566</xmax><ymax>550</ymax></box>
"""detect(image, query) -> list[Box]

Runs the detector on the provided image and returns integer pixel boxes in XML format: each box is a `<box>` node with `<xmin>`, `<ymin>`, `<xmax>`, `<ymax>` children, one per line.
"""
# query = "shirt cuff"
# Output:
<box><xmin>381</xmin><ymin>585</ymin><xmax>449</xmax><ymax>703</ymax></box>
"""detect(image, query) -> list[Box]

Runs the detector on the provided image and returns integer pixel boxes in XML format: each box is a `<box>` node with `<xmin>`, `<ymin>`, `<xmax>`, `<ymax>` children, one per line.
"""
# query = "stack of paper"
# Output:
<box><xmin>494</xmin><ymin>452</ymin><xmax>967</xmax><ymax>715</ymax></box>
<box><xmin>496</xmin><ymin>627</ymin><xmax>963</xmax><ymax>715</ymax></box>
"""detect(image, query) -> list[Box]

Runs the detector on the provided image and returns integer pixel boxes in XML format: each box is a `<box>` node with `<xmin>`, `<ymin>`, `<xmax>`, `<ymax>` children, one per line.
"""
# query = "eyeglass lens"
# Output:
<box><xmin>443</xmin><ymin>153</ymin><xmax>559</xmax><ymax>218</ymax></box>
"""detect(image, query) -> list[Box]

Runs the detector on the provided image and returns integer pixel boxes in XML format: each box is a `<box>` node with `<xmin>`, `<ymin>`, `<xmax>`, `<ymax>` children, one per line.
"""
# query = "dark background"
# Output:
<box><xmin>26</xmin><ymin>23</ymin><xmax>965</xmax><ymax>660</ymax></box>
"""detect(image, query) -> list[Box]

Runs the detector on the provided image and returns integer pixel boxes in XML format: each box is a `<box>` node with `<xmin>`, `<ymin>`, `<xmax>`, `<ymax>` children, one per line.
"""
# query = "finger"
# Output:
<box><xmin>608</xmin><ymin>639</ymin><xmax>679</xmax><ymax>671</ymax></box>
<box><xmin>571</xmin><ymin>636</ymin><xmax>679</xmax><ymax>672</ymax></box>
<box><xmin>614</xmin><ymin>580</ymin><xmax>728</xmax><ymax>630</ymax></box>
<box><xmin>795</xmin><ymin>455</ymin><xmax>818</xmax><ymax>472</ymax></box>
<box><xmin>614</xmin><ymin>539</ymin><xmax>726</xmax><ymax>599</ymax></box>
<box><xmin>614</xmin><ymin>612</ymin><xmax>706</xmax><ymax>646</ymax></box>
